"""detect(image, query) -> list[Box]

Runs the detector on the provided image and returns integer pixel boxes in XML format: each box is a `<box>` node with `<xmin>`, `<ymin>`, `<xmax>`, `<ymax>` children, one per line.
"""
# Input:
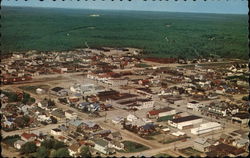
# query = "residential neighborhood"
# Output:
<box><xmin>1</xmin><ymin>47</ymin><xmax>249</xmax><ymax>157</ymax></box>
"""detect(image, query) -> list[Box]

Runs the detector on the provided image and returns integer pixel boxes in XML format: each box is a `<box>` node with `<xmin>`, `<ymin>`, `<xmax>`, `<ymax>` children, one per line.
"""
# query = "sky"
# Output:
<box><xmin>1</xmin><ymin>0</ymin><xmax>248</xmax><ymax>14</ymax></box>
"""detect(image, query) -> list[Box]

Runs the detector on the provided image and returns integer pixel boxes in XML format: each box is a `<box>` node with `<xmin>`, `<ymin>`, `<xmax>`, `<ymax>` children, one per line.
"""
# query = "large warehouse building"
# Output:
<box><xmin>191</xmin><ymin>122</ymin><xmax>222</xmax><ymax>135</ymax></box>
<box><xmin>168</xmin><ymin>115</ymin><xmax>203</xmax><ymax>130</ymax></box>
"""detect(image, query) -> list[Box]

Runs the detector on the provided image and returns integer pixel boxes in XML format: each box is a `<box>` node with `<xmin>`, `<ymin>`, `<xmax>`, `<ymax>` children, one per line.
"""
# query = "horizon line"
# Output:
<box><xmin>2</xmin><ymin>5</ymin><xmax>248</xmax><ymax>15</ymax></box>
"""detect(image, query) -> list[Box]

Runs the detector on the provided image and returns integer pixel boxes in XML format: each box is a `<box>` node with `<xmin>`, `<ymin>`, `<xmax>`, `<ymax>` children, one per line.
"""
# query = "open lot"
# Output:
<box><xmin>119</xmin><ymin>141</ymin><xmax>150</xmax><ymax>153</ymax></box>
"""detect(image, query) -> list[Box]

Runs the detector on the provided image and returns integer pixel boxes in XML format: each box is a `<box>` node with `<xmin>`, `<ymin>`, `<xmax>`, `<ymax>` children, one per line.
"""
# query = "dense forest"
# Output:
<box><xmin>1</xmin><ymin>7</ymin><xmax>248</xmax><ymax>59</ymax></box>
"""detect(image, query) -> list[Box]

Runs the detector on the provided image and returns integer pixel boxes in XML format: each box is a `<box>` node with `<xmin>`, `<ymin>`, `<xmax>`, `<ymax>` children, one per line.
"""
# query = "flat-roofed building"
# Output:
<box><xmin>168</xmin><ymin>115</ymin><xmax>202</xmax><ymax>130</ymax></box>
<box><xmin>148</xmin><ymin>107</ymin><xmax>176</xmax><ymax>119</ymax></box>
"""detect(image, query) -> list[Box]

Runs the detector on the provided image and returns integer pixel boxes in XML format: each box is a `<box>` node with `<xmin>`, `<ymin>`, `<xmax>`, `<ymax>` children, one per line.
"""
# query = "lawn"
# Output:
<box><xmin>179</xmin><ymin>147</ymin><xmax>203</xmax><ymax>157</ymax></box>
<box><xmin>2</xmin><ymin>135</ymin><xmax>21</xmax><ymax>147</ymax></box>
<box><xmin>119</xmin><ymin>141</ymin><xmax>150</xmax><ymax>153</ymax></box>
<box><xmin>19</xmin><ymin>85</ymin><xmax>50</xmax><ymax>94</ymax></box>
<box><xmin>153</xmin><ymin>153</ymin><xmax>171</xmax><ymax>157</ymax></box>
<box><xmin>159</xmin><ymin>135</ymin><xmax>190</xmax><ymax>144</ymax></box>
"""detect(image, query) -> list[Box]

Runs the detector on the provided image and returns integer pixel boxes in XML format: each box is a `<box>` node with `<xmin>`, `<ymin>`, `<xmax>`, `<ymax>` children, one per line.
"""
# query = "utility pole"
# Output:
<box><xmin>104</xmin><ymin>112</ymin><xmax>107</xmax><ymax>123</ymax></box>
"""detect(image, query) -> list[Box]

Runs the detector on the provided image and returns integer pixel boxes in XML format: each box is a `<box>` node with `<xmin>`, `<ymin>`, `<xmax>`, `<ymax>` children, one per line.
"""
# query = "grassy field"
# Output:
<box><xmin>179</xmin><ymin>147</ymin><xmax>203</xmax><ymax>157</ymax></box>
<box><xmin>2</xmin><ymin>135</ymin><xmax>21</xmax><ymax>147</ymax></box>
<box><xmin>18</xmin><ymin>85</ymin><xmax>50</xmax><ymax>94</ymax></box>
<box><xmin>153</xmin><ymin>153</ymin><xmax>171</xmax><ymax>157</ymax></box>
<box><xmin>1</xmin><ymin>7</ymin><xmax>248</xmax><ymax>59</ymax></box>
<box><xmin>120</xmin><ymin>141</ymin><xmax>150</xmax><ymax>153</ymax></box>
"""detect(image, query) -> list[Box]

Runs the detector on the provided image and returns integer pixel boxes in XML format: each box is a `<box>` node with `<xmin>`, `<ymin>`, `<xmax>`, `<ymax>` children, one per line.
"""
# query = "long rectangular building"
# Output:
<box><xmin>168</xmin><ymin>115</ymin><xmax>202</xmax><ymax>130</ymax></box>
<box><xmin>191</xmin><ymin>122</ymin><xmax>222</xmax><ymax>135</ymax></box>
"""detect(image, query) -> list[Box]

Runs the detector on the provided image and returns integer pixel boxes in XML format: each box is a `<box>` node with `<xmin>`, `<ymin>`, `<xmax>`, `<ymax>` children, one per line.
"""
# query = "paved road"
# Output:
<box><xmin>2</xmin><ymin>123</ymin><xmax>64</xmax><ymax>138</ymax></box>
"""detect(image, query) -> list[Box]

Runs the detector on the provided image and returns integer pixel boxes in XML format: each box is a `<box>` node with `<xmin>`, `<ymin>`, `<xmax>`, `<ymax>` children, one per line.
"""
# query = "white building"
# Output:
<box><xmin>191</xmin><ymin>122</ymin><xmax>222</xmax><ymax>135</ymax></box>
<box><xmin>65</xmin><ymin>110</ymin><xmax>77</xmax><ymax>119</ymax></box>
<box><xmin>36</xmin><ymin>88</ymin><xmax>45</xmax><ymax>94</ymax></box>
<box><xmin>37</xmin><ymin>115</ymin><xmax>52</xmax><ymax>123</ymax></box>
<box><xmin>148</xmin><ymin>107</ymin><xmax>176</xmax><ymax>119</ymax></box>
<box><xmin>168</xmin><ymin>115</ymin><xmax>203</xmax><ymax>130</ymax></box>
<box><xmin>126</xmin><ymin>114</ymin><xmax>138</xmax><ymax>122</ymax></box>
<box><xmin>93</xmin><ymin>139</ymin><xmax>111</xmax><ymax>155</ymax></box>
<box><xmin>51</xmin><ymin>128</ymin><xmax>63</xmax><ymax>136</ymax></box>
<box><xmin>187</xmin><ymin>101</ymin><xmax>203</xmax><ymax>111</ymax></box>
<box><xmin>107</xmin><ymin>79</ymin><xmax>128</xmax><ymax>86</ymax></box>
<box><xmin>136</xmin><ymin>99</ymin><xmax>154</xmax><ymax>109</ymax></box>
<box><xmin>14</xmin><ymin>140</ymin><xmax>25</xmax><ymax>150</ymax></box>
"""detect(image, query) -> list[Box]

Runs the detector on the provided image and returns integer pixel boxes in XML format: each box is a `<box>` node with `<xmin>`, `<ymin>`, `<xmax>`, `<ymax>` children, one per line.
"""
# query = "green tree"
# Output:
<box><xmin>22</xmin><ymin>93</ymin><xmax>31</xmax><ymax>104</ymax></box>
<box><xmin>242</xmin><ymin>96</ymin><xmax>248</xmax><ymax>101</ymax></box>
<box><xmin>20</xmin><ymin>141</ymin><xmax>37</xmax><ymax>154</ymax></box>
<box><xmin>50</xmin><ymin>116</ymin><xmax>58</xmax><ymax>124</ymax></box>
<box><xmin>53</xmin><ymin>140</ymin><xmax>66</xmax><ymax>150</ymax></box>
<box><xmin>41</xmin><ymin>139</ymin><xmax>54</xmax><ymax>149</ymax></box>
<box><xmin>8</xmin><ymin>93</ymin><xmax>18</xmax><ymax>102</ymax></box>
<box><xmin>80</xmin><ymin>146</ymin><xmax>91</xmax><ymax>158</ymax></box>
<box><xmin>51</xmin><ymin>148</ymin><xmax>70</xmax><ymax>157</ymax></box>
<box><xmin>36</xmin><ymin>146</ymin><xmax>49</xmax><ymax>158</ymax></box>
<box><xmin>23</xmin><ymin>115</ymin><xmax>30</xmax><ymax>124</ymax></box>
<box><xmin>48</xmin><ymin>99</ymin><xmax>56</xmax><ymax>107</ymax></box>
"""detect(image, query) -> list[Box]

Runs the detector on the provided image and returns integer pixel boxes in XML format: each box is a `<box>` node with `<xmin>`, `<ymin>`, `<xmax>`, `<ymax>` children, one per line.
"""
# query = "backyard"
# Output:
<box><xmin>119</xmin><ymin>141</ymin><xmax>150</xmax><ymax>153</ymax></box>
<box><xmin>19</xmin><ymin>85</ymin><xmax>50</xmax><ymax>94</ymax></box>
<box><xmin>179</xmin><ymin>147</ymin><xmax>203</xmax><ymax>157</ymax></box>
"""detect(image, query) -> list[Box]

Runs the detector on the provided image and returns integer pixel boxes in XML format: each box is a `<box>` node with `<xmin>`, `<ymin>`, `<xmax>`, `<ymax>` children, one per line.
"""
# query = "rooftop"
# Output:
<box><xmin>171</xmin><ymin>115</ymin><xmax>201</xmax><ymax>123</ymax></box>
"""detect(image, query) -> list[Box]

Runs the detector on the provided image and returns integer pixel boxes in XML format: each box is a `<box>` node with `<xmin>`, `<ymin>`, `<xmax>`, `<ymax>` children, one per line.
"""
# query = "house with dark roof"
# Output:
<box><xmin>206</xmin><ymin>143</ymin><xmax>246</xmax><ymax>157</ymax></box>
<box><xmin>232</xmin><ymin>113</ymin><xmax>249</xmax><ymax>124</ymax></box>
<box><xmin>50</xmin><ymin>87</ymin><xmax>68</xmax><ymax>96</ymax></box>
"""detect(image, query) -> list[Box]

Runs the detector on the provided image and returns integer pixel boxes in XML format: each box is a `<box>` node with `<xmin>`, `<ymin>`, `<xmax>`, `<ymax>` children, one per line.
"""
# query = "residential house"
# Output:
<box><xmin>21</xmin><ymin>132</ymin><xmax>37</xmax><ymax>142</ymax></box>
<box><xmin>109</xmin><ymin>140</ymin><xmax>124</xmax><ymax>150</ymax></box>
<box><xmin>232</xmin><ymin>113</ymin><xmax>249</xmax><ymax>124</ymax></box>
<box><xmin>51</xmin><ymin>128</ymin><xmax>63</xmax><ymax>136</ymax></box>
<box><xmin>193</xmin><ymin>138</ymin><xmax>211</xmax><ymax>152</ymax></box>
<box><xmin>51</xmin><ymin>109</ymin><xmax>65</xmax><ymax>121</ymax></box>
<box><xmin>207</xmin><ymin>143</ymin><xmax>246</xmax><ymax>157</ymax></box>
<box><xmin>109</xmin><ymin>132</ymin><xmax>122</xmax><ymax>141</ymax></box>
<box><xmin>51</xmin><ymin>87</ymin><xmax>68</xmax><ymax>96</ymax></box>
<box><xmin>232</xmin><ymin>138</ymin><xmax>249</xmax><ymax>149</ymax></box>
<box><xmin>68</xmin><ymin>143</ymin><xmax>81</xmax><ymax>157</ymax></box>
<box><xmin>14</xmin><ymin>140</ymin><xmax>25</xmax><ymax>150</ymax></box>
<box><xmin>92</xmin><ymin>138</ymin><xmax>115</xmax><ymax>155</ymax></box>
<box><xmin>65</xmin><ymin>110</ymin><xmax>77</xmax><ymax>119</ymax></box>
<box><xmin>112</xmin><ymin>116</ymin><xmax>124</xmax><ymax>124</ymax></box>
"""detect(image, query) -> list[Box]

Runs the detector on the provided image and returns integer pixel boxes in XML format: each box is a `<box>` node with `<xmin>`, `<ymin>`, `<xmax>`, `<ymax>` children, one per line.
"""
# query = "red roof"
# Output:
<box><xmin>21</xmin><ymin>132</ymin><xmax>37</xmax><ymax>140</ymax></box>
<box><xmin>148</xmin><ymin>107</ymin><xmax>174</xmax><ymax>115</ymax></box>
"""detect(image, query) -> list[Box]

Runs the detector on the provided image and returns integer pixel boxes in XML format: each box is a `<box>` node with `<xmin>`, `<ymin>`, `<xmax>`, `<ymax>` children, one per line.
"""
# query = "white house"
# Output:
<box><xmin>187</xmin><ymin>101</ymin><xmax>203</xmax><ymax>111</ymax></box>
<box><xmin>65</xmin><ymin>110</ymin><xmax>77</xmax><ymax>119</ymax></box>
<box><xmin>93</xmin><ymin>139</ymin><xmax>113</xmax><ymax>155</ymax></box>
<box><xmin>51</xmin><ymin>128</ymin><xmax>63</xmax><ymax>136</ymax></box>
<box><xmin>36</xmin><ymin>88</ymin><xmax>45</xmax><ymax>94</ymax></box>
<box><xmin>136</xmin><ymin>99</ymin><xmax>154</xmax><ymax>109</ymax></box>
<box><xmin>37</xmin><ymin>115</ymin><xmax>52</xmax><ymax>123</ymax></box>
<box><xmin>127</xmin><ymin>114</ymin><xmax>138</xmax><ymax>122</ymax></box>
<box><xmin>107</xmin><ymin>79</ymin><xmax>128</xmax><ymax>86</ymax></box>
<box><xmin>14</xmin><ymin>140</ymin><xmax>25</xmax><ymax>150</ymax></box>
<box><xmin>112</xmin><ymin>116</ymin><xmax>124</xmax><ymax>124</ymax></box>
<box><xmin>232</xmin><ymin>139</ymin><xmax>249</xmax><ymax>148</ymax></box>
<box><xmin>232</xmin><ymin>113</ymin><xmax>249</xmax><ymax>124</ymax></box>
